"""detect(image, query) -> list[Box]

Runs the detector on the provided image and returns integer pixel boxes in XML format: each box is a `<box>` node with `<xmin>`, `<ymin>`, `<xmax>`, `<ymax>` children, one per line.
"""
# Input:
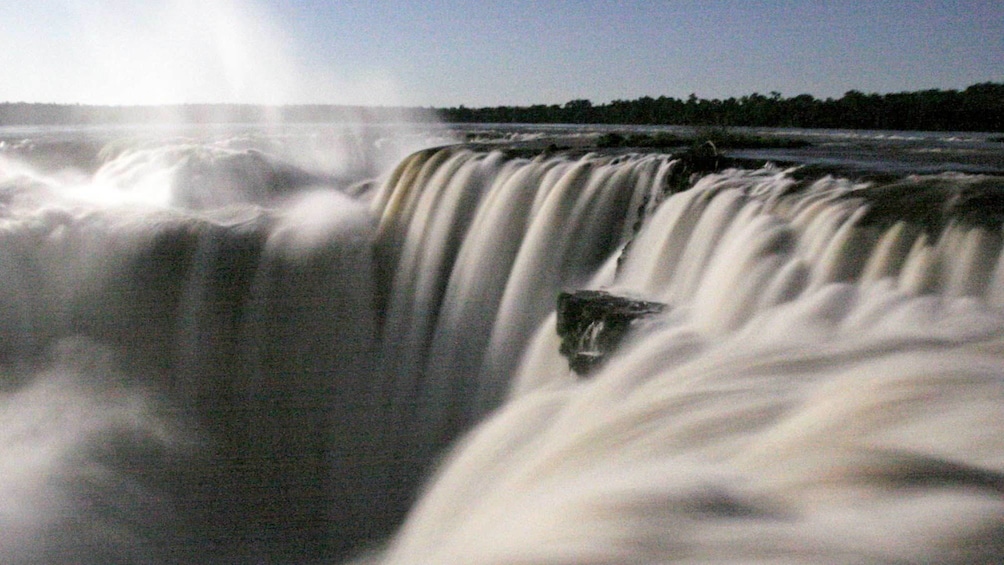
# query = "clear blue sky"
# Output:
<box><xmin>1</xmin><ymin>0</ymin><xmax>1001</xmax><ymax>107</ymax></box>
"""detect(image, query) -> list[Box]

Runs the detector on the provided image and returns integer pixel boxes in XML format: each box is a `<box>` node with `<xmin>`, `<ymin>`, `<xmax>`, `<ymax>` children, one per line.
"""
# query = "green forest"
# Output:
<box><xmin>1</xmin><ymin>82</ymin><xmax>1002</xmax><ymax>132</ymax></box>
<box><xmin>441</xmin><ymin>83</ymin><xmax>1004</xmax><ymax>132</ymax></box>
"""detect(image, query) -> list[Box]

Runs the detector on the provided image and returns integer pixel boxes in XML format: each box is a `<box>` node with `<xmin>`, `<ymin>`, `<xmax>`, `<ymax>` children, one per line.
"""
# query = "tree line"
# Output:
<box><xmin>441</xmin><ymin>83</ymin><xmax>1004</xmax><ymax>132</ymax></box>
<box><xmin>1</xmin><ymin>83</ymin><xmax>1001</xmax><ymax>132</ymax></box>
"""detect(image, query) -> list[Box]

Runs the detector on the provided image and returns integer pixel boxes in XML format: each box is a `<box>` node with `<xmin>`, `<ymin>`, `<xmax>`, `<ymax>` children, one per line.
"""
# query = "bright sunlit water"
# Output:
<box><xmin>1</xmin><ymin>122</ymin><xmax>1004</xmax><ymax>564</ymax></box>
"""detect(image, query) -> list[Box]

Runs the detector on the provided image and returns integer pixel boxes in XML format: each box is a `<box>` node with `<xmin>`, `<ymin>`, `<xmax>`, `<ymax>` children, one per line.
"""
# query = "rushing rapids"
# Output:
<box><xmin>1</xmin><ymin>129</ymin><xmax>1004</xmax><ymax>563</ymax></box>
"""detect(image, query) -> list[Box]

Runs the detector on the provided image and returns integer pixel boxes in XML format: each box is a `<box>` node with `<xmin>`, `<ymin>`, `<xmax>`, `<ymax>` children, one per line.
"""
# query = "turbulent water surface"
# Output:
<box><xmin>2</xmin><ymin>123</ymin><xmax>1004</xmax><ymax>564</ymax></box>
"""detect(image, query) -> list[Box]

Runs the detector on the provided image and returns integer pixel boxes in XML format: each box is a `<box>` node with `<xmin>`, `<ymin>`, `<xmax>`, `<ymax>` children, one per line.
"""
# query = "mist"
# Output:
<box><xmin>0</xmin><ymin>0</ymin><xmax>404</xmax><ymax>107</ymax></box>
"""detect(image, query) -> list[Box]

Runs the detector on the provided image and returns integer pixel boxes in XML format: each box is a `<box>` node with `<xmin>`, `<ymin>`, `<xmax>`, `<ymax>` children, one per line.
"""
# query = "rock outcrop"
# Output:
<box><xmin>556</xmin><ymin>289</ymin><xmax>666</xmax><ymax>375</ymax></box>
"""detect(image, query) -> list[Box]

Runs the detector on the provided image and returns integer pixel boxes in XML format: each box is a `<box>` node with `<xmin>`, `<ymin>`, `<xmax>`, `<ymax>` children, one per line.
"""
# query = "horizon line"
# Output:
<box><xmin>2</xmin><ymin>80</ymin><xmax>1001</xmax><ymax>110</ymax></box>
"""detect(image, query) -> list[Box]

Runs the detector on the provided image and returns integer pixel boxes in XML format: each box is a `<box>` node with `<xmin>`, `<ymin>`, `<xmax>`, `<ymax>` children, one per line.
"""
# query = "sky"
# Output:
<box><xmin>0</xmin><ymin>0</ymin><xmax>1001</xmax><ymax>107</ymax></box>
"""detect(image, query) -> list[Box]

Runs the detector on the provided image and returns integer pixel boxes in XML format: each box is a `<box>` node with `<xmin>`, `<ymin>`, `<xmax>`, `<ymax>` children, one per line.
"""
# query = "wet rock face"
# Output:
<box><xmin>556</xmin><ymin>290</ymin><xmax>666</xmax><ymax>375</ymax></box>
<box><xmin>852</xmin><ymin>175</ymin><xmax>1004</xmax><ymax>232</ymax></box>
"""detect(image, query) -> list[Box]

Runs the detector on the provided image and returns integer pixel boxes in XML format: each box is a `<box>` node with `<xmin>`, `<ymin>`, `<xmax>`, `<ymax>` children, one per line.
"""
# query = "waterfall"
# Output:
<box><xmin>364</xmin><ymin>148</ymin><xmax>683</xmax><ymax>523</ymax></box>
<box><xmin>371</xmin><ymin>153</ymin><xmax>1004</xmax><ymax>565</ymax></box>
<box><xmin>2</xmin><ymin>131</ymin><xmax>1004</xmax><ymax>563</ymax></box>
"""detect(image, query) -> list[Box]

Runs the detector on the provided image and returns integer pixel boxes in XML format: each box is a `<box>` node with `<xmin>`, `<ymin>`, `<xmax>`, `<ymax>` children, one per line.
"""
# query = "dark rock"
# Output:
<box><xmin>851</xmin><ymin>175</ymin><xmax>1004</xmax><ymax>232</ymax></box>
<box><xmin>556</xmin><ymin>290</ymin><xmax>666</xmax><ymax>376</ymax></box>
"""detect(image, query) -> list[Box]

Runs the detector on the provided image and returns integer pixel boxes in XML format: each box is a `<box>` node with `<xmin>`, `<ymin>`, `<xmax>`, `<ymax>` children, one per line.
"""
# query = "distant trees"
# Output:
<box><xmin>1</xmin><ymin>83</ymin><xmax>1001</xmax><ymax>132</ymax></box>
<box><xmin>438</xmin><ymin>83</ymin><xmax>1004</xmax><ymax>132</ymax></box>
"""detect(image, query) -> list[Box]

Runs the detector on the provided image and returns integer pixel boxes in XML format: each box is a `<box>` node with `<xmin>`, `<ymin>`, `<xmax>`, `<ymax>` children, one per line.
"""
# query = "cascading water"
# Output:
<box><xmin>365</xmin><ymin>148</ymin><xmax>679</xmax><ymax>522</ymax></box>
<box><xmin>2</xmin><ymin>126</ymin><xmax>1004</xmax><ymax>564</ymax></box>
<box><xmin>375</xmin><ymin>158</ymin><xmax>1004</xmax><ymax>565</ymax></box>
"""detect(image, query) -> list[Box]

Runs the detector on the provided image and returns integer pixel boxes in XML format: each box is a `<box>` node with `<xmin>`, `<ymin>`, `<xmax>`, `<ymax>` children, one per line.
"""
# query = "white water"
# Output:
<box><xmin>2</xmin><ymin>127</ymin><xmax>1004</xmax><ymax>563</ymax></box>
